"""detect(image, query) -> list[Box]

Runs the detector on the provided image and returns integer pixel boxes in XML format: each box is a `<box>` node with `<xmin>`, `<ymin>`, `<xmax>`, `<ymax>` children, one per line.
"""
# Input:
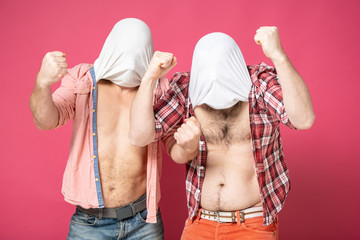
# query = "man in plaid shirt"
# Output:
<box><xmin>130</xmin><ymin>27</ymin><xmax>315</xmax><ymax>239</ymax></box>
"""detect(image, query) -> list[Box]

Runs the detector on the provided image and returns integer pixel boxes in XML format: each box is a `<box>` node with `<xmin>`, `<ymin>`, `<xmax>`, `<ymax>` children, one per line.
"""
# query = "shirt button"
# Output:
<box><xmin>95</xmin><ymin>178</ymin><xmax>99</xmax><ymax>182</ymax></box>
<box><xmin>82</xmin><ymin>89</ymin><xmax>86</xmax><ymax>93</ymax></box>
<box><xmin>93</xmin><ymin>155</ymin><xmax>96</xmax><ymax>159</ymax></box>
<box><xmin>93</xmin><ymin>109</ymin><xmax>95</xmax><ymax>112</ymax></box>
<box><xmin>93</xmin><ymin>87</ymin><xmax>95</xmax><ymax>90</ymax></box>
<box><xmin>93</xmin><ymin>133</ymin><xmax>96</xmax><ymax>136</ymax></box>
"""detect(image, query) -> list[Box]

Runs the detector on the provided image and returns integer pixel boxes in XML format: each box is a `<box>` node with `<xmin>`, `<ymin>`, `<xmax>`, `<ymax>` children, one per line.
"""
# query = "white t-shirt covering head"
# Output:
<box><xmin>189</xmin><ymin>32</ymin><xmax>252</xmax><ymax>109</ymax></box>
<box><xmin>94</xmin><ymin>18</ymin><xmax>154</xmax><ymax>87</ymax></box>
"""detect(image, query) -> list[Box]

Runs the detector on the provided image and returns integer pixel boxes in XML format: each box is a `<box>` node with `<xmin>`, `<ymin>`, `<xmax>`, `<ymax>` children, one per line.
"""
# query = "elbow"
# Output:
<box><xmin>129</xmin><ymin>132</ymin><xmax>153</xmax><ymax>147</ymax></box>
<box><xmin>33</xmin><ymin>118</ymin><xmax>56</xmax><ymax>131</ymax></box>
<box><xmin>35</xmin><ymin>123</ymin><xmax>55</xmax><ymax>131</ymax></box>
<box><xmin>295</xmin><ymin>113</ymin><xmax>315</xmax><ymax>130</ymax></box>
<box><xmin>303</xmin><ymin>114</ymin><xmax>316</xmax><ymax>129</ymax></box>
<box><xmin>170</xmin><ymin>150</ymin><xmax>197</xmax><ymax>165</ymax></box>
<box><xmin>36</xmin><ymin>125</ymin><xmax>48</xmax><ymax>131</ymax></box>
<box><xmin>172</xmin><ymin>156</ymin><xmax>191</xmax><ymax>165</ymax></box>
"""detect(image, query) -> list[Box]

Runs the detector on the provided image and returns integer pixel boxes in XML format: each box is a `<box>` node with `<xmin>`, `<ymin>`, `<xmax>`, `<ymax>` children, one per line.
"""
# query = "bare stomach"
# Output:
<box><xmin>98</xmin><ymin>143</ymin><xmax>148</xmax><ymax>208</ymax></box>
<box><xmin>200</xmin><ymin>147</ymin><xmax>262</xmax><ymax>211</ymax></box>
<box><xmin>96</xmin><ymin>80</ymin><xmax>147</xmax><ymax>208</ymax></box>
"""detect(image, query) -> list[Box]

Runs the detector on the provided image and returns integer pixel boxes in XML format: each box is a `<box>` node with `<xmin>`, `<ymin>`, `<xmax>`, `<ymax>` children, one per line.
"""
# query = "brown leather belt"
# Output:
<box><xmin>76</xmin><ymin>194</ymin><xmax>146</xmax><ymax>221</ymax></box>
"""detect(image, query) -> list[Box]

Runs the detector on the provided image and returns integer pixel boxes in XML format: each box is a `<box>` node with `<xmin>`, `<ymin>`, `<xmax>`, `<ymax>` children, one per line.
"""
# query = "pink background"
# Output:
<box><xmin>1</xmin><ymin>0</ymin><xmax>359</xmax><ymax>239</ymax></box>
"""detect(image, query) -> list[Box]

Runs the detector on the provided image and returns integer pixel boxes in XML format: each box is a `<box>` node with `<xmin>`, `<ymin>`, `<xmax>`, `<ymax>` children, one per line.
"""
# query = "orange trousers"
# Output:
<box><xmin>180</xmin><ymin>215</ymin><xmax>278</xmax><ymax>240</ymax></box>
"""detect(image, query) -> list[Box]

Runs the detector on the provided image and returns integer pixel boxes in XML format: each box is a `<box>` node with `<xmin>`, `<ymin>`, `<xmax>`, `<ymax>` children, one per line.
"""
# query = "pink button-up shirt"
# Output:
<box><xmin>52</xmin><ymin>63</ymin><xmax>170</xmax><ymax>223</ymax></box>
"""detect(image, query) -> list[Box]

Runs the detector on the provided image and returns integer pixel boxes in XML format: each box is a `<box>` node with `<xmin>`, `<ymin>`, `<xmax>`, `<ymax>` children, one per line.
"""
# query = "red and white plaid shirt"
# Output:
<box><xmin>154</xmin><ymin>63</ymin><xmax>296</xmax><ymax>225</ymax></box>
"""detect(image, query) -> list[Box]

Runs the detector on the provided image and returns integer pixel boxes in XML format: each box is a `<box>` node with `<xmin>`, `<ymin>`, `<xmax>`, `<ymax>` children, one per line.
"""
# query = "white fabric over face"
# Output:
<box><xmin>189</xmin><ymin>32</ymin><xmax>252</xmax><ymax>109</ymax></box>
<box><xmin>94</xmin><ymin>18</ymin><xmax>154</xmax><ymax>87</ymax></box>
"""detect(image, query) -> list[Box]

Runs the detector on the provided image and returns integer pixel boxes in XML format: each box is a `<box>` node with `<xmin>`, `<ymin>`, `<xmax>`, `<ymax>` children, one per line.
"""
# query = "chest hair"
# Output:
<box><xmin>196</xmin><ymin>102</ymin><xmax>250</xmax><ymax>146</ymax></box>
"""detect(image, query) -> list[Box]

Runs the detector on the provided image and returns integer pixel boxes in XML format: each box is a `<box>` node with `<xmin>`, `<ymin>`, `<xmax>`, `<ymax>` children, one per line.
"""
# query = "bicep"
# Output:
<box><xmin>265</xmin><ymin>83</ymin><xmax>296</xmax><ymax>129</ymax></box>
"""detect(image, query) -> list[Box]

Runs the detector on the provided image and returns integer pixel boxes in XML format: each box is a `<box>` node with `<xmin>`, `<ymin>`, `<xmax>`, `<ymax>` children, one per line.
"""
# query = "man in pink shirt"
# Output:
<box><xmin>29</xmin><ymin>18</ymin><xmax>176</xmax><ymax>239</ymax></box>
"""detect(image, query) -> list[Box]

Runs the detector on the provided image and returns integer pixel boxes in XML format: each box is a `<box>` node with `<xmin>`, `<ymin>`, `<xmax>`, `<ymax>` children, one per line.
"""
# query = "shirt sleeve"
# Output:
<box><xmin>52</xmin><ymin>70</ymin><xmax>77</xmax><ymax>127</ymax></box>
<box><xmin>52</xmin><ymin>64</ymin><xmax>92</xmax><ymax>127</ymax></box>
<box><xmin>153</xmin><ymin>72</ymin><xmax>190</xmax><ymax>141</ymax></box>
<box><xmin>252</xmin><ymin>63</ymin><xmax>296</xmax><ymax>129</ymax></box>
<box><xmin>161</xmin><ymin>123</ymin><xmax>181</xmax><ymax>156</ymax></box>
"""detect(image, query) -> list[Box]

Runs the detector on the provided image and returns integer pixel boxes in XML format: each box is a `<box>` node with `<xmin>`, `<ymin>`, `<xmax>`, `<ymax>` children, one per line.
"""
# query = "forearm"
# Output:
<box><xmin>168</xmin><ymin>116</ymin><xmax>201</xmax><ymax>164</ymax></box>
<box><xmin>129</xmin><ymin>76</ymin><xmax>157</xmax><ymax>146</ymax></box>
<box><xmin>170</xmin><ymin>143</ymin><xmax>198</xmax><ymax>164</ymax></box>
<box><xmin>271</xmin><ymin>53</ymin><xmax>315</xmax><ymax>129</ymax></box>
<box><xmin>30</xmin><ymin>81</ymin><xmax>59</xmax><ymax>130</ymax></box>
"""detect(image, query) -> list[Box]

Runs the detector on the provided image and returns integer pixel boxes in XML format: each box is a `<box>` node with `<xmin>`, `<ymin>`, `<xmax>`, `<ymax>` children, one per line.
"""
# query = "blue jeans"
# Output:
<box><xmin>67</xmin><ymin>208</ymin><xmax>164</xmax><ymax>240</ymax></box>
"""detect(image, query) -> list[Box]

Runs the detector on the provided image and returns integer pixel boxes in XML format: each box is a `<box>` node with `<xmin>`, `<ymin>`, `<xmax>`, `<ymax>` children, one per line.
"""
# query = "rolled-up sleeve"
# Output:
<box><xmin>250</xmin><ymin>63</ymin><xmax>296</xmax><ymax>129</ymax></box>
<box><xmin>153</xmin><ymin>72</ymin><xmax>190</xmax><ymax>141</ymax></box>
<box><xmin>52</xmin><ymin>68</ymin><xmax>77</xmax><ymax>127</ymax></box>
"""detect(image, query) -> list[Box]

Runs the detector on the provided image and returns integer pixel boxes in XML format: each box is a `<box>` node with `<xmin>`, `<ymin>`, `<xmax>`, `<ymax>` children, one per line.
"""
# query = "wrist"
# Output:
<box><xmin>36</xmin><ymin>72</ymin><xmax>56</xmax><ymax>88</ymax></box>
<box><xmin>269</xmin><ymin>50</ymin><xmax>288</xmax><ymax>65</ymax></box>
<box><xmin>183</xmin><ymin>146</ymin><xmax>199</xmax><ymax>158</ymax></box>
<box><xmin>35</xmin><ymin>78</ymin><xmax>52</xmax><ymax>89</ymax></box>
<box><xmin>141</xmin><ymin>74</ymin><xmax>158</xmax><ymax>87</ymax></box>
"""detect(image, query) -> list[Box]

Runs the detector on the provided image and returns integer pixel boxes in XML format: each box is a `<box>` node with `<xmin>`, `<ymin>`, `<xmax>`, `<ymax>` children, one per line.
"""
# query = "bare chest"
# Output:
<box><xmin>95</xmin><ymin>83</ymin><xmax>147</xmax><ymax>177</ymax></box>
<box><xmin>94</xmin><ymin>82</ymin><xmax>147</xmax><ymax>206</ymax></box>
<box><xmin>194</xmin><ymin>102</ymin><xmax>251</xmax><ymax>147</ymax></box>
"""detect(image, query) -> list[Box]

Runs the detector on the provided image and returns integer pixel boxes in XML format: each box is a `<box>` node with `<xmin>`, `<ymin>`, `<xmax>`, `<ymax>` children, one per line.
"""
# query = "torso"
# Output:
<box><xmin>96</xmin><ymin>80</ymin><xmax>147</xmax><ymax>208</ymax></box>
<box><xmin>194</xmin><ymin>102</ymin><xmax>262</xmax><ymax>211</ymax></box>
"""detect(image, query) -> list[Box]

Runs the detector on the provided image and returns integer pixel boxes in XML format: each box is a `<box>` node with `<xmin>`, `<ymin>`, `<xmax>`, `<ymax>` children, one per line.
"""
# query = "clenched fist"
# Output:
<box><xmin>254</xmin><ymin>26</ymin><xmax>285</xmax><ymax>61</ymax></box>
<box><xmin>174</xmin><ymin>117</ymin><xmax>201</xmax><ymax>154</ymax></box>
<box><xmin>143</xmin><ymin>51</ymin><xmax>177</xmax><ymax>81</ymax></box>
<box><xmin>37</xmin><ymin>51</ymin><xmax>68</xmax><ymax>87</ymax></box>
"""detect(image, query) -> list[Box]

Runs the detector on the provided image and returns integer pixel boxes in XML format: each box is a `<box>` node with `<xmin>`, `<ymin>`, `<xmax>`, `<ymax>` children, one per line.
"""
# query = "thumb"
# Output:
<box><xmin>169</xmin><ymin>57</ymin><xmax>177</xmax><ymax>69</ymax></box>
<box><xmin>254</xmin><ymin>34</ymin><xmax>262</xmax><ymax>45</ymax></box>
<box><xmin>60</xmin><ymin>68</ymin><xmax>68</xmax><ymax>76</ymax></box>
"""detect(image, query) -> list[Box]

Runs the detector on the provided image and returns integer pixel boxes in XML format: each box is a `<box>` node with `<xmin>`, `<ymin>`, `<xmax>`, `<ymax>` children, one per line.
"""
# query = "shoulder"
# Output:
<box><xmin>170</xmin><ymin>72</ymin><xmax>190</xmax><ymax>86</ymax></box>
<box><xmin>248</xmin><ymin>62</ymin><xmax>277</xmax><ymax>80</ymax></box>
<box><xmin>155</xmin><ymin>72</ymin><xmax>190</xmax><ymax>97</ymax></box>
<box><xmin>247</xmin><ymin>63</ymin><xmax>278</xmax><ymax>89</ymax></box>
<box><xmin>66</xmin><ymin>63</ymin><xmax>93</xmax><ymax>82</ymax></box>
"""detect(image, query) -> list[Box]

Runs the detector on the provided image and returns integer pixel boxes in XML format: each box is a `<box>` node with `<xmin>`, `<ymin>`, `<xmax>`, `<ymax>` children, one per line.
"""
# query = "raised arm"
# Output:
<box><xmin>254</xmin><ymin>27</ymin><xmax>315</xmax><ymax>129</ymax></box>
<box><xmin>129</xmin><ymin>51</ymin><xmax>177</xmax><ymax>146</ymax></box>
<box><xmin>30</xmin><ymin>51</ymin><xmax>68</xmax><ymax>130</ymax></box>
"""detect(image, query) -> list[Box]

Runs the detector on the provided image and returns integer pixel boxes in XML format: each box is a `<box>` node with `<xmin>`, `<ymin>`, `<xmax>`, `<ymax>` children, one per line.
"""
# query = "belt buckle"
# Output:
<box><xmin>216</xmin><ymin>211</ymin><xmax>222</xmax><ymax>223</ymax></box>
